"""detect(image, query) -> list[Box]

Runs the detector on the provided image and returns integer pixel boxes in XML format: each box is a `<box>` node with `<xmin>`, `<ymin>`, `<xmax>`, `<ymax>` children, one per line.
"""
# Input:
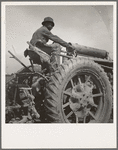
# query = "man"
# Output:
<box><xmin>29</xmin><ymin>17</ymin><xmax>74</xmax><ymax>56</ymax></box>
<box><xmin>25</xmin><ymin>17</ymin><xmax>75</xmax><ymax>122</ymax></box>
<box><xmin>24</xmin><ymin>17</ymin><xmax>75</xmax><ymax>72</ymax></box>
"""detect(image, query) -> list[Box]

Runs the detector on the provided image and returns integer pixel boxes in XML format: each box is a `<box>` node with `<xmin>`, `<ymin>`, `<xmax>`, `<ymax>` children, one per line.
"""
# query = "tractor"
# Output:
<box><xmin>6</xmin><ymin>41</ymin><xmax>113</xmax><ymax>123</ymax></box>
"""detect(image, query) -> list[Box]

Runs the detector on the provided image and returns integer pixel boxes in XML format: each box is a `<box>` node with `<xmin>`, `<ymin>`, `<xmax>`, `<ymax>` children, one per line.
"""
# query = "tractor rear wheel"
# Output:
<box><xmin>44</xmin><ymin>58</ymin><xmax>112</xmax><ymax>123</ymax></box>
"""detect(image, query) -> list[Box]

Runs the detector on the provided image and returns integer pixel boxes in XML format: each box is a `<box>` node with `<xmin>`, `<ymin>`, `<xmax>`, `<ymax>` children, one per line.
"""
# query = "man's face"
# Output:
<box><xmin>45</xmin><ymin>22</ymin><xmax>54</xmax><ymax>31</ymax></box>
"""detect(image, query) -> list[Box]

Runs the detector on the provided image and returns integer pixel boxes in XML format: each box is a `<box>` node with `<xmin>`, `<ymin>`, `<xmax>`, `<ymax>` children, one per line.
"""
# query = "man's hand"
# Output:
<box><xmin>66</xmin><ymin>43</ymin><xmax>75</xmax><ymax>56</ymax></box>
<box><xmin>24</xmin><ymin>49</ymin><xmax>29</xmax><ymax>57</ymax></box>
<box><xmin>67</xmin><ymin>43</ymin><xmax>75</xmax><ymax>51</ymax></box>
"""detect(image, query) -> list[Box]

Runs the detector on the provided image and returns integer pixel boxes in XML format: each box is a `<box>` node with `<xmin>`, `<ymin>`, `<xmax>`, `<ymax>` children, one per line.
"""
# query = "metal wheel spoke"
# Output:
<box><xmin>88</xmin><ymin>98</ymin><xmax>98</xmax><ymax>108</ymax></box>
<box><xmin>66</xmin><ymin>111</ymin><xmax>73</xmax><ymax>119</ymax></box>
<box><xmin>78</xmin><ymin>77</ymin><xmax>82</xmax><ymax>85</ymax></box>
<box><xmin>85</xmin><ymin>75</ymin><xmax>91</xmax><ymax>84</ymax></box>
<box><xmin>63</xmin><ymin>91</ymin><xmax>72</xmax><ymax>97</ymax></box>
<box><xmin>70</xmin><ymin>79</ymin><xmax>74</xmax><ymax>88</ymax></box>
<box><xmin>78</xmin><ymin>77</ymin><xmax>84</xmax><ymax>91</ymax></box>
<box><xmin>88</xmin><ymin>111</ymin><xmax>97</xmax><ymax>120</ymax></box>
<box><xmin>92</xmin><ymin>93</ymin><xmax>103</xmax><ymax>98</ymax></box>
<box><xmin>62</xmin><ymin>102</ymin><xmax>70</xmax><ymax>108</ymax></box>
<box><xmin>63</xmin><ymin>91</ymin><xmax>78</xmax><ymax>99</ymax></box>
<box><xmin>89</xmin><ymin>102</ymin><xmax>98</xmax><ymax>108</ymax></box>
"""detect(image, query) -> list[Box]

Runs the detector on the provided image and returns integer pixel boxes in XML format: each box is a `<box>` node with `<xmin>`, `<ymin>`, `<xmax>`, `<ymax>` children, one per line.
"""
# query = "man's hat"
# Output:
<box><xmin>42</xmin><ymin>17</ymin><xmax>55</xmax><ymax>27</ymax></box>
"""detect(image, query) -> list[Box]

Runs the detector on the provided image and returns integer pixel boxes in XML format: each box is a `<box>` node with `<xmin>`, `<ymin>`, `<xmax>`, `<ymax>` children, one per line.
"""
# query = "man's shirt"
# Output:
<box><xmin>30</xmin><ymin>26</ymin><xmax>68</xmax><ymax>48</ymax></box>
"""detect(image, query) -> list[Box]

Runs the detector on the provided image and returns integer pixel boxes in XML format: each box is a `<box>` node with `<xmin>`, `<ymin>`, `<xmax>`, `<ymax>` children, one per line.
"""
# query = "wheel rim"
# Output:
<box><xmin>61</xmin><ymin>70</ymin><xmax>105</xmax><ymax>123</ymax></box>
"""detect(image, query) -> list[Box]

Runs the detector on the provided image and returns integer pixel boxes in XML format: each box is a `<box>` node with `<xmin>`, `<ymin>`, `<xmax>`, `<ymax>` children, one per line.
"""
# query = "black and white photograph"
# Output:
<box><xmin>1</xmin><ymin>1</ymin><xmax>117</xmax><ymax>149</ymax></box>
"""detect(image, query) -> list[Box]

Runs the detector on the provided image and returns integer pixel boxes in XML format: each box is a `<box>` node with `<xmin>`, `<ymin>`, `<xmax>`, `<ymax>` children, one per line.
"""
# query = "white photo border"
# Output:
<box><xmin>1</xmin><ymin>1</ymin><xmax>117</xmax><ymax>149</ymax></box>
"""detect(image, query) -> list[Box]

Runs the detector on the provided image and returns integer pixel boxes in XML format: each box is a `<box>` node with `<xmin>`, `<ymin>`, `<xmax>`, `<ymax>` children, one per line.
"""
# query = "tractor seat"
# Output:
<box><xmin>27</xmin><ymin>41</ymin><xmax>51</xmax><ymax>65</ymax></box>
<box><xmin>26</xmin><ymin>42</ymin><xmax>55</xmax><ymax>73</ymax></box>
<box><xmin>28</xmin><ymin>50</ymin><xmax>42</xmax><ymax>65</ymax></box>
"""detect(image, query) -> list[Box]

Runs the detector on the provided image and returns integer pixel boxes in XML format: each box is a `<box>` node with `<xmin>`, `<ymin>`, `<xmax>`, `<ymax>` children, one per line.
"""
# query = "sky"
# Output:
<box><xmin>4</xmin><ymin>3</ymin><xmax>114</xmax><ymax>74</ymax></box>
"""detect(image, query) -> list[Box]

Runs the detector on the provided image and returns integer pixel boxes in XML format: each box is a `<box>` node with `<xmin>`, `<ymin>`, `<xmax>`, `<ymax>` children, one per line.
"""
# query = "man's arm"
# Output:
<box><xmin>42</xmin><ymin>29</ymin><xmax>69</xmax><ymax>48</ymax></box>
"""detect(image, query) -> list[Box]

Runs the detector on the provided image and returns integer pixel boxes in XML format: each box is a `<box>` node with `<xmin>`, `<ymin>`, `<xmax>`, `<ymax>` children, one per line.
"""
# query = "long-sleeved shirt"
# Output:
<box><xmin>30</xmin><ymin>26</ymin><xmax>69</xmax><ymax>48</ymax></box>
